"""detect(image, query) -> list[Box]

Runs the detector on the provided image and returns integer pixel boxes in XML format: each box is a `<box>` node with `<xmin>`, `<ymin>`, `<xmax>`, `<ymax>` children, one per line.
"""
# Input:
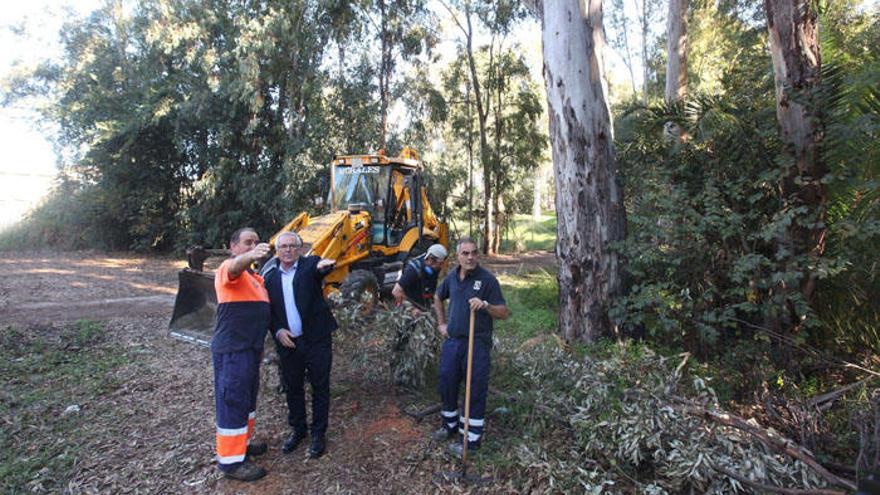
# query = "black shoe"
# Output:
<box><xmin>223</xmin><ymin>461</ymin><xmax>267</xmax><ymax>482</ymax></box>
<box><xmin>246</xmin><ymin>441</ymin><xmax>267</xmax><ymax>457</ymax></box>
<box><xmin>282</xmin><ymin>431</ymin><xmax>307</xmax><ymax>453</ymax></box>
<box><xmin>308</xmin><ymin>436</ymin><xmax>326</xmax><ymax>458</ymax></box>
<box><xmin>431</xmin><ymin>427</ymin><xmax>456</xmax><ymax>442</ymax></box>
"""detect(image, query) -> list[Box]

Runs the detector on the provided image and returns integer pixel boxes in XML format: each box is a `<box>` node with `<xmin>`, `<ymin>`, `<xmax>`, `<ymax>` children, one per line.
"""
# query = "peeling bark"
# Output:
<box><xmin>540</xmin><ymin>0</ymin><xmax>626</xmax><ymax>342</ymax></box>
<box><xmin>764</xmin><ymin>0</ymin><xmax>827</xmax><ymax>328</ymax></box>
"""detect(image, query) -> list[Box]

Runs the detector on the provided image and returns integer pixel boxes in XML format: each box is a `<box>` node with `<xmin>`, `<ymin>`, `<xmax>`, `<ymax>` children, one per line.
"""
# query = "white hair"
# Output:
<box><xmin>276</xmin><ymin>231</ymin><xmax>302</xmax><ymax>246</ymax></box>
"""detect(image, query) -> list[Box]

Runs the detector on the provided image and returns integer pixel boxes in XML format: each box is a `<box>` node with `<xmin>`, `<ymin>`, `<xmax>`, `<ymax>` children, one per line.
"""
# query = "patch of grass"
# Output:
<box><xmin>71</xmin><ymin>319</ymin><xmax>107</xmax><ymax>347</ymax></box>
<box><xmin>500</xmin><ymin>214</ymin><xmax>557</xmax><ymax>252</ymax></box>
<box><xmin>0</xmin><ymin>322</ymin><xmax>127</xmax><ymax>493</ymax></box>
<box><xmin>446</xmin><ymin>213</ymin><xmax>557</xmax><ymax>253</ymax></box>
<box><xmin>496</xmin><ymin>269</ymin><xmax>558</xmax><ymax>344</ymax></box>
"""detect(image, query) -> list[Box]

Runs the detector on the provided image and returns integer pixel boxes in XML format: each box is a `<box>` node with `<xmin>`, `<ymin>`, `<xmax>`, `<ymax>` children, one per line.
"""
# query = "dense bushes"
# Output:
<box><xmin>612</xmin><ymin>65</ymin><xmax>880</xmax><ymax>379</ymax></box>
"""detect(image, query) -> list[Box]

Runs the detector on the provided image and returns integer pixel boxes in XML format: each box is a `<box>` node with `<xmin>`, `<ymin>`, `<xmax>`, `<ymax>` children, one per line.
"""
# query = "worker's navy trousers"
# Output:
<box><xmin>213</xmin><ymin>349</ymin><xmax>260</xmax><ymax>471</ymax></box>
<box><xmin>438</xmin><ymin>337</ymin><xmax>490</xmax><ymax>447</ymax></box>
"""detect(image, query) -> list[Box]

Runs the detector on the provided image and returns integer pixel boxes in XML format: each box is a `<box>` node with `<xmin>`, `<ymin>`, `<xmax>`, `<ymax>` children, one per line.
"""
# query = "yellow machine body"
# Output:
<box><xmin>169</xmin><ymin>148</ymin><xmax>448</xmax><ymax>344</ymax></box>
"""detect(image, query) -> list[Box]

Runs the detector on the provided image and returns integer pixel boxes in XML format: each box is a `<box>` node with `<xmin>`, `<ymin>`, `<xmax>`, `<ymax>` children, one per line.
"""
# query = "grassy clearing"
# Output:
<box><xmin>500</xmin><ymin>214</ymin><xmax>557</xmax><ymax>252</ymax></box>
<box><xmin>495</xmin><ymin>269</ymin><xmax>558</xmax><ymax>344</ymax></box>
<box><xmin>0</xmin><ymin>321</ymin><xmax>127</xmax><ymax>494</ymax></box>
<box><xmin>447</xmin><ymin>213</ymin><xmax>557</xmax><ymax>252</ymax></box>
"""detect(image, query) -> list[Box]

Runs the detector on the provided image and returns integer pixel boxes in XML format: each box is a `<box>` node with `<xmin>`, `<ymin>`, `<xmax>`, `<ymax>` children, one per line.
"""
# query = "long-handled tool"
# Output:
<box><xmin>433</xmin><ymin>308</ymin><xmax>492</xmax><ymax>486</ymax></box>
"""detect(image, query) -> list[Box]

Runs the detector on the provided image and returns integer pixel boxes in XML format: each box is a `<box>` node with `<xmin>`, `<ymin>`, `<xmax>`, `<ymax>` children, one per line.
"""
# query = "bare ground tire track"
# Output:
<box><xmin>1</xmin><ymin>251</ymin><xmax>556</xmax><ymax>493</ymax></box>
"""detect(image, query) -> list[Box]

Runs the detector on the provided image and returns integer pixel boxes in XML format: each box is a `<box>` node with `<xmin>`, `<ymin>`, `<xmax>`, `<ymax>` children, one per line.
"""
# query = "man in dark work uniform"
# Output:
<box><xmin>431</xmin><ymin>237</ymin><xmax>510</xmax><ymax>457</ymax></box>
<box><xmin>392</xmin><ymin>243</ymin><xmax>448</xmax><ymax>310</ymax></box>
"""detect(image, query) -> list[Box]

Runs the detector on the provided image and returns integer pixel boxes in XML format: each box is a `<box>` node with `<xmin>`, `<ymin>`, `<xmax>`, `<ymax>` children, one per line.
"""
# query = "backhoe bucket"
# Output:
<box><xmin>168</xmin><ymin>269</ymin><xmax>217</xmax><ymax>347</ymax></box>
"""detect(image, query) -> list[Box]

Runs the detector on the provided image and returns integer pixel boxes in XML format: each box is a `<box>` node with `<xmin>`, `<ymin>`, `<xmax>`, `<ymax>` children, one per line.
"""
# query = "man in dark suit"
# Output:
<box><xmin>263</xmin><ymin>231</ymin><xmax>337</xmax><ymax>458</ymax></box>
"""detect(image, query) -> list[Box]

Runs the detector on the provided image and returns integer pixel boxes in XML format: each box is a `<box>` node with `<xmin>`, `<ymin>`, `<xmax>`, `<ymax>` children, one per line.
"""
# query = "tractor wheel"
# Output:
<box><xmin>339</xmin><ymin>269</ymin><xmax>379</xmax><ymax>311</ymax></box>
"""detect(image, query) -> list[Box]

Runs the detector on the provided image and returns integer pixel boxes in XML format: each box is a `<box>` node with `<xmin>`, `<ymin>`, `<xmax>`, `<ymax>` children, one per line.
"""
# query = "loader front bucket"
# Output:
<box><xmin>168</xmin><ymin>268</ymin><xmax>217</xmax><ymax>347</ymax></box>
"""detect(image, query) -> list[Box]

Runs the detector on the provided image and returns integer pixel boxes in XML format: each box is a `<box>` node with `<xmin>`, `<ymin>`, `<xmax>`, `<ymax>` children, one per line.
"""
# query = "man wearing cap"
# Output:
<box><xmin>431</xmin><ymin>236</ymin><xmax>509</xmax><ymax>457</ymax></box>
<box><xmin>392</xmin><ymin>243</ymin><xmax>448</xmax><ymax>310</ymax></box>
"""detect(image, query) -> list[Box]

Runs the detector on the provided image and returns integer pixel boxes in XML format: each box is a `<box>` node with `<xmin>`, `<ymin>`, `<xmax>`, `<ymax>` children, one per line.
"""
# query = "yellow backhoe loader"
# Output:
<box><xmin>168</xmin><ymin>147</ymin><xmax>449</xmax><ymax>346</ymax></box>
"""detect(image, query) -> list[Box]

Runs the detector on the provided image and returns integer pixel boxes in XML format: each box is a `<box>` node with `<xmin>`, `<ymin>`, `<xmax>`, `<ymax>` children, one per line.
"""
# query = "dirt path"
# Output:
<box><xmin>0</xmin><ymin>251</ymin><xmax>181</xmax><ymax>325</ymax></box>
<box><xmin>1</xmin><ymin>250</ymin><xmax>554</xmax><ymax>493</ymax></box>
<box><xmin>0</xmin><ymin>250</ymin><xmax>555</xmax><ymax>326</ymax></box>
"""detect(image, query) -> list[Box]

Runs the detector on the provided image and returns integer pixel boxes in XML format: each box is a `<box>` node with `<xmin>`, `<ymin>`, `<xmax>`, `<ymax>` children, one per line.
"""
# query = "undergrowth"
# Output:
<box><xmin>0</xmin><ymin>321</ymin><xmax>127</xmax><ymax>494</ymax></box>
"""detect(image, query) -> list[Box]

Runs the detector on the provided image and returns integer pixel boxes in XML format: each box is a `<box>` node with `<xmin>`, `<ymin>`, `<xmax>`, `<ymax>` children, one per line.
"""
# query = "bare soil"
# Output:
<box><xmin>0</xmin><ymin>251</ymin><xmax>554</xmax><ymax>494</ymax></box>
<box><xmin>0</xmin><ymin>251</ymin><xmax>181</xmax><ymax>325</ymax></box>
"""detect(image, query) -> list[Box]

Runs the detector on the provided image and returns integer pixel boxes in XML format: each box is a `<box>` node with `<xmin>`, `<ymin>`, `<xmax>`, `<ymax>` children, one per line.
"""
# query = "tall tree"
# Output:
<box><xmin>664</xmin><ymin>0</ymin><xmax>687</xmax><ymax>141</ymax></box>
<box><xmin>488</xmin><ymin>49</ymin><xmax>546</xmax><ymax>252</ymax></box>
<box><xmin>539</xmin><ymin>0</ymin><xmax>626</xmax><ymax>342</ymax></box>
<box><xmin>441</xmin><ymin>0</ymin><xmax>495</xmax><ymax>253</ymax></box>
<box><xmin>764</xmin><ymin>0</ymin><xmax>826</xmax><ymax>329</ymax></box>
<box><xmin>365</xmin><ymin>0</ymin><xmax>432</xmax><ymax>149</ymax></box>
<box><xmin>607</xmin><ymin>0</ymin><xmax>639</xmax><ymax>96</ymax></box>
<box><xmin>440</xmin><ymin>0</ymin><xmax>524</xmax><ymax>254</ymax></box>
<box><xmin>664</xmin><ymin>0</ymin><xmax>687</xmax><ymax>103</ymax></box>
<box><xmin>440</xmin><ymin>54</ymin><xmax>478</xmax><ymax>237</ymax></box>
<box><xmin>633</xmin><ymin>0</ymin><xmax>663</xmax><ymax>103</ymax></box>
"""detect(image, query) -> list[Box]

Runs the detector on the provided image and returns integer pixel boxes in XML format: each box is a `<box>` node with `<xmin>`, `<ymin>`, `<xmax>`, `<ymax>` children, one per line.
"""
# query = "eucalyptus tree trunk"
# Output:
<box><xmin>492</xmin><ymin>62</ymin><xmax>506</xmax><ymax>254</ymax></box>
<box><xmin>664</xmin><ymin>0</ymin><xmax>687</xmax><ymax>141</ymax></box>
<box><xmin>664</xmin><ymin>0</ymin><xmax>687</xmax><ymax>105</ymax></box>
<box><xmin>764</xmin><ymin>0</ymin><xmax>826</xmax><ymax>328</ymax></box>
<box><xmin>540</xmin><ymin>0</ymin><xmax>626</xmax><ymax>343</ymax></box>
<box><xmin>463</xmin><ymin>6</ymin><xmax>494</xmax><ymax>255</ymax></box>
<box><xmin>466</xmin><ymin>79</ymin><xmax>475</xmax><ymax>238</ymax></box>
<box><xmin>637</xmin><ymin>0</ymin><xmax>650</xmax><ymax>104</ymax></box>
<box><xmin>378</xmin><ymin>0</ymin><xmax>391</xmax><ymax>150</ymax></box>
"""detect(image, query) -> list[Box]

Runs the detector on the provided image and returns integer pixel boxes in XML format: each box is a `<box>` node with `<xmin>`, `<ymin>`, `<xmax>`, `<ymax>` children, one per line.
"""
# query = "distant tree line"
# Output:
<box><xmin>3</xmin><ymin>0</ymin><xmax>547</xmax><ymax>252</ymax></box>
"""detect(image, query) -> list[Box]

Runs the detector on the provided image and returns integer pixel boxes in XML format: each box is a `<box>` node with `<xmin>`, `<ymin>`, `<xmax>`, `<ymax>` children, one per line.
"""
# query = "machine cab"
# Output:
<box><xmin>330</xmin><ymin>150</ymin><xmax>424</xmax><ymax>249</ymax></box>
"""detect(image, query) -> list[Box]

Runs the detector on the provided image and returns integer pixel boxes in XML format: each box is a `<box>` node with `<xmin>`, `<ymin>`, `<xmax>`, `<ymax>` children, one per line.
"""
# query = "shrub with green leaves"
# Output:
<box><xmin>612</xmin><ymin>60</ymin><xmax>880</xmax><ymax>365</ymax></box>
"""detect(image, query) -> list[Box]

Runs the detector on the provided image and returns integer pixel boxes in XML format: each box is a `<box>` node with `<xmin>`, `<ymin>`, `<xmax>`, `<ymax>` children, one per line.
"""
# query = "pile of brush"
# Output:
<box><xmin>332</xmin><ymin>294</ymin><xmax>442</xmax><ymax>388</ymax></box>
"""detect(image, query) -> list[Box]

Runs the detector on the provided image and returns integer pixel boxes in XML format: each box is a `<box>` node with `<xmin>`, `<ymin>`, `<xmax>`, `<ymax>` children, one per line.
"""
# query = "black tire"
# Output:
<box><xmin>339</xmin><ymin>269</ymin><xmax>379</xmax><ymax>309</ymax></box>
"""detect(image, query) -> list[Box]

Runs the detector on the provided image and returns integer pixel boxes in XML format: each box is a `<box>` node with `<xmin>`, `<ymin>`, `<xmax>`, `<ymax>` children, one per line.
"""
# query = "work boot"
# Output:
<box><xmin>246</xmin><ymin>441</ymin><xmax>267</xmax><ymax>457</ymax></box>
<box><xmin>282</xmin><ymin>431</ymin><xmax>307</xmax><ymax>453</ymax></box>
<box><xmin>447</xmin><ymin>440</ymin><xmax>480</xmax><ymax>459</ymax></box>
<box><xmin>223</xmin><ymin>461</ymin><xmax>267</xmax><ymax>482</ymax></box>
<box><xmin>431</xmin><ymin>427</ymin><xmax>455</xmax><ymax>442</ymax></box>
<box><xmin>308</xmin><ymin>435</ymin><xmax>326</xmax><ymax>459</ymax></box>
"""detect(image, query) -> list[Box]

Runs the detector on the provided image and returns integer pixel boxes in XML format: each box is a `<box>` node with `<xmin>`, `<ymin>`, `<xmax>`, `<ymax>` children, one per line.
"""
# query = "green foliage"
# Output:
<box><xmin>0</xmin><ymin>178</ymin><xmax>112</xmax><ymax>250</ymax></box>
<box><xmin>1</xmin><ymin>0</ymin><xmax>552</xmax><ymax>254</ymax></box>
<box><xmin>2</xmin><ymin>1</ymin><xmax>396</xmax><ymax>251</ymax></box>
<box><xmin>612</xmin><ymin>2</ymin><xmax>880</xmax><ymax>370</ymax></box>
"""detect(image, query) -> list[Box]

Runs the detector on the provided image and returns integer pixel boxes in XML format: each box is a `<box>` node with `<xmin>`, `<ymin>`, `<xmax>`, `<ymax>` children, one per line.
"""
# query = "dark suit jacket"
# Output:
<box><xmin>264</xmin><ymin>255</ymin><xmax>338</xmax><ymax>352</ymax></box>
